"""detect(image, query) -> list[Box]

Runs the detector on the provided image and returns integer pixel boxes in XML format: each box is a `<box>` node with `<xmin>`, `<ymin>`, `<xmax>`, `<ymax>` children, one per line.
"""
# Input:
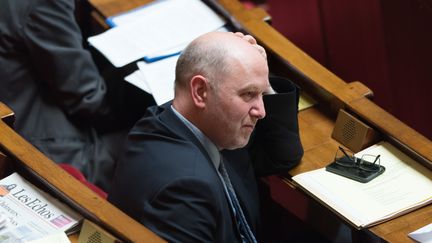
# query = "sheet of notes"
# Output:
<box><xmin>88</xmin><ymin>0</ymin><xmax>226</xmax><ymax>67</ymax></box>
<box><xmin>293</xmin><ymin>141</ymin><xmax>432</xmax><ymax>228</ymax></box>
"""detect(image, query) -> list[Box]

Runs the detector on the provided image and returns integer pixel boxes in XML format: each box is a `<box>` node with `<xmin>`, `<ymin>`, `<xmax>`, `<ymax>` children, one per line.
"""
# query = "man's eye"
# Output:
<box><xmin>241</xmin><ymin>91</ymin><xmax>256</xmax><ymax>100</ymax></box>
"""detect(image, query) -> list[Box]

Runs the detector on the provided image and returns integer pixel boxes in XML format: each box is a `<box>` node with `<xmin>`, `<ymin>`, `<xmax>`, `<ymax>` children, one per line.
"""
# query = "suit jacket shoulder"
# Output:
<box><xmin>109</xmin><ymin>103</ymin><xmax>240</xmax><ymax>242</ymax></box>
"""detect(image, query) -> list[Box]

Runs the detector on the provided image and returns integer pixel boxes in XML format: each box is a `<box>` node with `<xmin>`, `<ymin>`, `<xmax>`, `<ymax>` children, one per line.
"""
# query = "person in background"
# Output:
<box><xmin>109</xmin><ymin>31</ymin><xmax>303</xmax><ymax>242</ymax></box>
<box><xmin>0</xmin><ymin>0</ymin><xmax>135</xmax><ymax>191</ymax></box>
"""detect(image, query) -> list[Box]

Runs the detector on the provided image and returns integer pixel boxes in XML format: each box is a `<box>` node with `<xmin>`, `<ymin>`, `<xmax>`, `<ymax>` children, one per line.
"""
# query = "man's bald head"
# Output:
<box><xmin>174</xmin><ymin>32</ymin><xmax>267</xmax><ymax>92</ymax></box>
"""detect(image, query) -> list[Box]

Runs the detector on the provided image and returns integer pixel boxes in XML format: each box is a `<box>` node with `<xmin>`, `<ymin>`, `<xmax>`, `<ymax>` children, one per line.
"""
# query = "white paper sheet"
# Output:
<box><xmin>124</xmin><ymin>69</ymin><xmax>152</xmax><ymax>94</ymax></box>
<box><xmin>293</xmin><ymin>142</ymin><xmax>432</xmax><ymax>228</ymax></box>
<box><xmin>409</xmin><ymin>223</ymin><xmax>432</xmax><ymax>243</ymax></box>
<box><xmin>88</xmin><ymin>0</ymin><xmax>226</xmax><ymax>67</ymax></box>
<box><xmin>137</xmin><ymin>55</ymin><xmax>179</xmax><ymax>105</ymax></box>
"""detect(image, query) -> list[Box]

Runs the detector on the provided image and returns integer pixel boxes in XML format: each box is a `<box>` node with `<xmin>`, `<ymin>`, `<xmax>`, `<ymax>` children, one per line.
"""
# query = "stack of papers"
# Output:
<box><xmin>125</xmin><ymin>56</ymin><xmax>179</xmax><ymax>105</ymax></box>
<box><xmin>123</xmin><ymin>24</ymin><xmax>229</xmax><ymax>105</ymax></box>
<box><xmin>292</xmin><ymin>141</ymin><xmax>432</xmax><ymax>229</ymax></box>
<box><xmin>88</xmin><ymin>0</ymin><xmax>226</xmax><ymax>67</ymax></box>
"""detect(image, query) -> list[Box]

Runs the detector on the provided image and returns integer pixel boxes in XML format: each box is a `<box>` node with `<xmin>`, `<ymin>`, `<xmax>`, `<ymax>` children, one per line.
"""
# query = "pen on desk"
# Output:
<box><xmin>339</xmin><ymin>146</ymin><xmax>351</xmax><ymax>159</ymax></box>
<box><xmin>373</xmin><ymin>155</ymin><xmax>381</xmax><ymax>164</ymax></box>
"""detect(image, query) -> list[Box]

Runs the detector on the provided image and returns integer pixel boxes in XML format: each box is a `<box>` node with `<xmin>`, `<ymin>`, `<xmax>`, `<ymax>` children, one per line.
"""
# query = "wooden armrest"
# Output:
<box><xmin>347</xmin><ymin>81</ymin><xmax>374</xmax><ymax>99</ymax></box>
<box><xmin>0</xmin><ymin>102</ymin><xmax>15</xmax><ymax>127</ymax></box>
<box><xmin>247</xmin><ymin>7</ymin><xmax>271</xmax><ymax>23</ymax></box>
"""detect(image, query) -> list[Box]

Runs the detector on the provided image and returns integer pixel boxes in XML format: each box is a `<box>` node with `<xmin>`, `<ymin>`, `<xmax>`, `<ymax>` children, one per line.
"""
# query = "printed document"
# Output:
<box><xmin>88</xmin><ymin>0</ymin><xmax>226</xmax><ymax>67</ymax></box>
<box><xmin>124</xmin><ymin>56</ymin><xmax>178</xmax><ymax>106</ymax></box>
<box><xmin>292</xmin><ymin>141</ymin><xmax>432</xmax><ymax>228</ymax></box>
<box><xmin>137</xmin><ymin>57</ymin><xmax>178</xmax><ymax>105</ymax></box>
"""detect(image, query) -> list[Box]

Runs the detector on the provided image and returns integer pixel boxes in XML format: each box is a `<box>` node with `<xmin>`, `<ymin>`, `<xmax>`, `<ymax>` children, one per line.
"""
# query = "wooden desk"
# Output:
<box><xmin>87</xmin><ymin>0</ymin><xmax>432</xmax><ymax>242</ymax></box>
<box><xmin>0</xmin><ymin>104</ymin><xmax>165</xmax><ymax>242</ymax></box>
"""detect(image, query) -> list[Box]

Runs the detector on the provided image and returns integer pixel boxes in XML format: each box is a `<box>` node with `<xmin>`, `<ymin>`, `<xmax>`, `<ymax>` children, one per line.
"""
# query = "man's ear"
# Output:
<box><xmin>190</xmin><ymin>75</ymin><xmax>209</xmax><ymax>108</ymax></box>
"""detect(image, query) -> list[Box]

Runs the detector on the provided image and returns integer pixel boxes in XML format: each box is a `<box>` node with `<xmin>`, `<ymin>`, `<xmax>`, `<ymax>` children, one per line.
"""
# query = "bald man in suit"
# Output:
<box><xmin>109</xmin><ymin>32</ymin><xmax>303</xmax><ymax>242</ymax></box>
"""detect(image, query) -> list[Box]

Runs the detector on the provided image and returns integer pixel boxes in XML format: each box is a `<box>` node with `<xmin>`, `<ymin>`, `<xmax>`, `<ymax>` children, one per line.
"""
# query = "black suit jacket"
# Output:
<box><xmin>108</xmin><ymin>77</ymin><xmax>303</xmax><ymax>242</ymax></box>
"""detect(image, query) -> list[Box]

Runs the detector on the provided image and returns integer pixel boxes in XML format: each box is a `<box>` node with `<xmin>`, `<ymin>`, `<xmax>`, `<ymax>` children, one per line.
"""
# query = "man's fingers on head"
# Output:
<box><xmin>232</xmin><ymin>32</ymin><xmax>257</xmax><ymax>45</ymax></box>
<box><xmin>243</xmin><ymin>35</ymin><xmax>257</xmax><ymax>45</ymax></box>
<box><xmin>253</xmin><ymin>44</ymin><xmax>267</xmax><ymax>59</ymax></box>
<box><xmin>233</xmin><ymin>32</ymin><xmax>245</xmax><ymax>38</ymax></box>
<box><xmin>230</xmin><ymin>32</ymin><xmax>266</xmax><ymax>58</ymax></box>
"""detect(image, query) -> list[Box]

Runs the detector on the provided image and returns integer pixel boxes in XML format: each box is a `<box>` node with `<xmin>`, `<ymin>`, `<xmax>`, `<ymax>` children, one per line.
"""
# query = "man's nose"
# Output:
<box><xmin>250</xmin><ymin>97</ymin><xmax>266</xmax><ymax>119</ymax></box>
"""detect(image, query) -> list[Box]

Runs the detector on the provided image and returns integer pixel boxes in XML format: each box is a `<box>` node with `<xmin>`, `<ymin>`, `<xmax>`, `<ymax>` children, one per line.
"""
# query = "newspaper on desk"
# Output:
<box><xmin>0</xmin><ymin>172</ymin><xmax>82</xmax><ymax>242</ymax></box>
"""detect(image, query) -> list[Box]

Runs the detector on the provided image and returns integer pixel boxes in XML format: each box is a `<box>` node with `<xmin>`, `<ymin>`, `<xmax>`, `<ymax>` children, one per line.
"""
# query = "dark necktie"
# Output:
<box><xmin>219</xmin><ymin>159</ymin><xmax>258</xmax><ymax>243</ymax></box>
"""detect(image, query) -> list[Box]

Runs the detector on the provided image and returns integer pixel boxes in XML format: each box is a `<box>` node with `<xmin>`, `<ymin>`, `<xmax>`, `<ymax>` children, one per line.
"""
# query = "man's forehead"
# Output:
<box><xmin>221</xmin><ymin>76</ymin><xmax>270</xmax><ymax>90</ymax></box>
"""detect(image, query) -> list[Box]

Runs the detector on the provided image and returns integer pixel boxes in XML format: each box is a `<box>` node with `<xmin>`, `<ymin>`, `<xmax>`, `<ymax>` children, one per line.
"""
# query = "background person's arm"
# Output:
<box><xmin>24</xmin><ymin>0</ymin><xmax>112</xmax><ymax>122</ymax></box>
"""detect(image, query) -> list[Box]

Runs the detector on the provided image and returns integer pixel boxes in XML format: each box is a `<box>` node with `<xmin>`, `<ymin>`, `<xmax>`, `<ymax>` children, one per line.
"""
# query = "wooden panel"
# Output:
<box><xmin>0</xmin><ymin>102</ymin><xmax>14</xmax><ymax>127</ymax></box>
<box><xmin>266</xmin><ymin>0</ymin><xmax>328</xmax><ymax>64</ymax></box>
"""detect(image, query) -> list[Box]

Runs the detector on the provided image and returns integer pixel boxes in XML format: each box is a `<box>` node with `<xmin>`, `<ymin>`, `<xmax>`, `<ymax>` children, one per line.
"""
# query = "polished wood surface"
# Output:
<box><xmin>0</xmin><ymin>104</ymin><xmax>165</xmax><ymax>242</ymax></box>
<box><xmin>74</xmin><ymin>0</ymin><xmax>432</xmax><ymax>241</ymax></box>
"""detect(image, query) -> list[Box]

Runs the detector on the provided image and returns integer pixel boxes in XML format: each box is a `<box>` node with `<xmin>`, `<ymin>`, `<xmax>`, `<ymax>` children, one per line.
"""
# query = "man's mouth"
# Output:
<box><xmin>243</xmin><ymin>124</ymin><xmax>255</xmax><ymax>130</ymax></box>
